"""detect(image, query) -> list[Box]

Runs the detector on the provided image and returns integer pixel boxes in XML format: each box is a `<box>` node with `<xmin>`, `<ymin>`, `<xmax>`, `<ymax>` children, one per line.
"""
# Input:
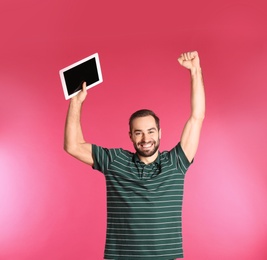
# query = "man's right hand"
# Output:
<box><xmin>72</xmin><ymin>81</ymin><xmax>87</xmax><ymax>104</ymax></box>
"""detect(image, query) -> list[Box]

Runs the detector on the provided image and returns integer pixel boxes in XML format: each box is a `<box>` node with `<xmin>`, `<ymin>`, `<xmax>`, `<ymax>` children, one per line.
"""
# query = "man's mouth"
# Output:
<box><xmin>139</xmin><ymin>142</ymin><xmax>153</xmax><ymax>149</ymax></box>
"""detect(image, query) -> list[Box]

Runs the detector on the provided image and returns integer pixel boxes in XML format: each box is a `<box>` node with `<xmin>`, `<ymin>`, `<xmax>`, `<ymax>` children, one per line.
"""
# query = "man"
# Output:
<box><xmin>64</xmin><ymin>51</ymin><xmax>205</xmax><ymax>260</ymax></box>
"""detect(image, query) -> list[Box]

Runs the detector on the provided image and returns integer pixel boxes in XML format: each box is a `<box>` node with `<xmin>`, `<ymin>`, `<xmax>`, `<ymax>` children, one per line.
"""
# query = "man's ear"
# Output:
<box><xmin>159</xmin><ymin>128</ymin><xmax>162</xmax><ymax>139</ymax></box>
<box><xmin>129</xmin><ymin>132</ymin><xmax>133</xmax><ymax>142</ymax></box>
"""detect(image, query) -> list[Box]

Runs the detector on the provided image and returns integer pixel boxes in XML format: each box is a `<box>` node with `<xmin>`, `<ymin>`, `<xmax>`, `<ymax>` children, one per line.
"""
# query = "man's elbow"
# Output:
<box><xmin>192</xmin><ymin>112</ymin><xmax>205</xmax><ymax>122</ymax></box>
<box><xmin>64</xmin><ymin>143</ymin><xmax>76</xmax><ymax>156</ymax></box>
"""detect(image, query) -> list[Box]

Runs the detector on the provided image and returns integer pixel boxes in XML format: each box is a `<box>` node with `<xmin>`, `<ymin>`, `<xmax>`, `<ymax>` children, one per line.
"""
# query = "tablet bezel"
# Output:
<box><xmin>59</xmin><ymin>53</ymin><xmax>103</xmax><ymax>100</ymax></box>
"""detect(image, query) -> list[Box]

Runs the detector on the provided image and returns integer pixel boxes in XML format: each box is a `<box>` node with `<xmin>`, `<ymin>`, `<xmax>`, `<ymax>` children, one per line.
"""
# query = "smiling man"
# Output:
<box><xmin>129</xmin><ymin>109</ymin><xmax>161</xmax><ymax>162</ymax></box>
<box><xmin>64</xmin><ymin>51</ymin><xmax>205</xmax><ymax>260</ymax></box>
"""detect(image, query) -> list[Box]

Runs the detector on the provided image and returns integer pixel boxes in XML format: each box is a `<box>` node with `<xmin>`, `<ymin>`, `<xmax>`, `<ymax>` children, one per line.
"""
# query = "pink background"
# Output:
<box><xmin>1</xmin><ymin>0</ymin><xmax>267</xmax><ymax>259</ymax></box>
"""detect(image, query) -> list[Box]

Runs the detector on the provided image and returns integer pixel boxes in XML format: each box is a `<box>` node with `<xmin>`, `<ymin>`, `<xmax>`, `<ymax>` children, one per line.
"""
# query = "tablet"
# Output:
<box><xmin>59</xmin><ymin>53</ymin><xmax>103</xmax><ymax>100</ymax></box>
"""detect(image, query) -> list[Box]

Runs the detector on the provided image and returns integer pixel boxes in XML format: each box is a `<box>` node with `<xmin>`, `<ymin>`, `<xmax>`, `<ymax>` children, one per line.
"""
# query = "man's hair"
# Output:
<box><xmin>129</xmin><ymin>109</ymin><xmax>160</xmax><ymax>132</ymax></box>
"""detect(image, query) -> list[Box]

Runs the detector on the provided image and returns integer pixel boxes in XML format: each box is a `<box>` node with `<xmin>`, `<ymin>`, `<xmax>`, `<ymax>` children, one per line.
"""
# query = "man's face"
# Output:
<box><xmin>129</xmin><ymin>115</ymin><xmax>161</xmax><ymax>158</ymax></box>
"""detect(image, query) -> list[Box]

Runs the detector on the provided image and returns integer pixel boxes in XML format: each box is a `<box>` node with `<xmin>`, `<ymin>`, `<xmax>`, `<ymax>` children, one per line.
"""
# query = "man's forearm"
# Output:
<box><xmin>64</xmin><ymin>99</ymin><xmax>85</xmax><ymax>153</ymax></box>
<box><xmin>190</xmin><ymin>67</ymin><xmax>205</xmax><ymax>120</ymax></box>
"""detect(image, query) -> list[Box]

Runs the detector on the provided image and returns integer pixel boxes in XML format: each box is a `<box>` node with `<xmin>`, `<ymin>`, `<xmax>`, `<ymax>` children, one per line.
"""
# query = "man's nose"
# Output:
<box><xmin>142</xmin><ymin>133</ymin><xmax>149</xmax><ymax>142</ymax></box>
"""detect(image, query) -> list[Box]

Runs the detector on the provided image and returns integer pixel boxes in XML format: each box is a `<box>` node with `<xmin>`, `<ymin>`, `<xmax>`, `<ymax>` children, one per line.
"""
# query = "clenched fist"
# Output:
<box><xmin>178</xmin><ymin>51</ymin><xmax>201</xmax><ymax>71</ymax></box>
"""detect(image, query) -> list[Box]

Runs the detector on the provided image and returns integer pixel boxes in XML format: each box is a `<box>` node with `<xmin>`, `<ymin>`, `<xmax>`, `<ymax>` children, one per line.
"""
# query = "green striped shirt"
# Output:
<box><xmin>92</xmin><ymin>142</ymin><xmax>192</xmax><ymax>260</ymax></box>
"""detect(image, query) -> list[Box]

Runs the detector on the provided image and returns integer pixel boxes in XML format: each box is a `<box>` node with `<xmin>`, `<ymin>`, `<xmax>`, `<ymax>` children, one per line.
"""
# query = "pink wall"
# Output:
<box><xmin>1</xmin><ymin>0</ymin><xmax>267</xmax><ymax>259</ymax></box>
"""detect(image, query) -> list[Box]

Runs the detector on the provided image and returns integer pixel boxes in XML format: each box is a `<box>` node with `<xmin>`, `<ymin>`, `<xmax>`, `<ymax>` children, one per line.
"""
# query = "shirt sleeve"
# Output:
<box><xmin>173</xmin><ymin>142</ymin><xmax>193</xmax><ymax>175</ymax></box>
<box><xmin>91</xmin><ymin>144</ymin><xmax>112</xmax><ymax>173</ymax></box>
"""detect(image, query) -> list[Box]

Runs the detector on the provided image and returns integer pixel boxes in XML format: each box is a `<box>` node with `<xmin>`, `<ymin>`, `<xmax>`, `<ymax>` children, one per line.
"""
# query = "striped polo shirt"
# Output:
<box><xmin>92</xmin><ymin>142</ymin><xmax>192</xmax><ymax>260</ymax></box>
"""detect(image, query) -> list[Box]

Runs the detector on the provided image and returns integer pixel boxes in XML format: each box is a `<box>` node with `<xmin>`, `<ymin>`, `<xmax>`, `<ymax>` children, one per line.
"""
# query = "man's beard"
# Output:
<box><xmin>133</xmin><ymin>140</ymin><xmax>160</xmax><ymax>158</ymax></box>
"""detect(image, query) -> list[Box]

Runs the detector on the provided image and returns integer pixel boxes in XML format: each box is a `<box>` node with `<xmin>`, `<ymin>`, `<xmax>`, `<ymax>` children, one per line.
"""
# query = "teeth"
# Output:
<box><xmin>142</xmin><ymin>143</ymin><xmax>152</xmax><ymax>148</ymax></box>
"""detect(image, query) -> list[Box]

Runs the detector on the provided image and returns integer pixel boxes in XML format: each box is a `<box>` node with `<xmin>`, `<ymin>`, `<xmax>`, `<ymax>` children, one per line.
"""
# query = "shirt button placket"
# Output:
<box><xmin>142</xmin><ymin>165</ymin><xmax>148</xmax><ymax>179</ymax></box>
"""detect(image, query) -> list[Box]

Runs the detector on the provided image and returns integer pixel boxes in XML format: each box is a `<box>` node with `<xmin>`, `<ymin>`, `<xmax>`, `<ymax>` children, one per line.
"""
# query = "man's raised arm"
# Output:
<box><xmin>64</xmin><ymin>82</ymin><xmax>94</xmax><ymax>166</ymax></box>
<box><xmin>178</xmin><ymin>51</ymin><xmax>206</xmax><ymax>162</ymax></box>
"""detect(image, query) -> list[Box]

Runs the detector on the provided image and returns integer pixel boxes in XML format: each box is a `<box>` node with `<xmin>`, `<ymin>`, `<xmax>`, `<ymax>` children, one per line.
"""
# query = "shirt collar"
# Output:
<box><xmin>133</xmin><ymin>151</ymin><xmax>160</xmax><ymax>165</ymax></box>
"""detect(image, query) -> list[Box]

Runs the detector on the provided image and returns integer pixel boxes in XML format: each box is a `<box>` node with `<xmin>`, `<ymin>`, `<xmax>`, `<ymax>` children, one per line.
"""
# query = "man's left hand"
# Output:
<box><xmin>178</xmin><ymin>51</ymin><xmax>201</xmax><ymax>71</ymax></box>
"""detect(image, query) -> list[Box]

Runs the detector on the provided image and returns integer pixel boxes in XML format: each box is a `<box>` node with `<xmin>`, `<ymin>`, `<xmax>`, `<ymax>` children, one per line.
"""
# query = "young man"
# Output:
<box><xmin>64</xmin><ymin>51</ymin><xmax>205</xmax><ymax>260</ymax></box>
